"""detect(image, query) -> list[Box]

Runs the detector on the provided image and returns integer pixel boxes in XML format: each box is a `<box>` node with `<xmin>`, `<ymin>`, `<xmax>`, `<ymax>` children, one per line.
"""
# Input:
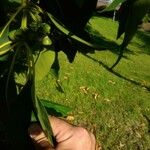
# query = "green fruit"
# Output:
<box><xmin>40</xmin><ymin>23</ymin><xmax>51</xmax><ymax>34</ymax></box>
<box><xmin>9</xmin><ymin>29</ymin><xmax>23</xmax><ymax>41</ymax></box>
<box><xmin>9</xmin><ymin>30</ymin><xmax>17</xmax><ymax>41</ymax></box>
<box><xmin>42</xmin><ymin>36</ymin><xmax>52</xmax><ymax>45</ymax></box>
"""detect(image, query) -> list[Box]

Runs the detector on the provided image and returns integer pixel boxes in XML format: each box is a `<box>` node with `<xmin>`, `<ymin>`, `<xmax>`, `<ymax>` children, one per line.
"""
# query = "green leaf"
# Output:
<box><xmin>0</xmin><ymin>41</ymin><xmax>12</xmax><ymax>56</ymax></box>
<box><xmin>74</xmin><ymin>0</ymin><xmax>97</xmax><ymax>27</ymax></box>
<box><xmin>35</xmin><ymin>50</ymin><xmax>55</xmax><ymax>81</ymax></box>
<box><xmin>51</xmin><ymin>52</ymin><xmax>60</xmax><ymax>79</ymax></box>
<box><xmin>102</xmin><ymin>0</ymin><xmax>124</xmax><ymax>12</ymax></box>
<box><xmin>53</xmin><ymin>36</ymin><xmax>77</xmax><ymax>63</ymax></box>
<box><xmin>40</xmin><ymin>0</ymin><xmax>96</xmax><ymax>33</ymax></box>
<box><xmin>47</xmin><ymin>13</ymin><xmax>102</xmax><ymax>49</ymax></box>
<box><xmin>0</xmin><ymin>27</ymin><xmax>12</xmax><ymax>56</ymax></box>
<box><xmin>25</xmin><ymin>43</ymin><xmax>54</xmax><ymax>146</ymax></box>
<box><xmin>116</xmin><ymin>0</ymin><xmax>131</xmax><ymax>39</ymax></box>
<box><xmin>41</xmin><ymin>99</ymin><xmax>72</xmax><ymax>117</ymax></box>
<box><xmin>50</xmin><ymin>52</ymin><xmax>64</xmax><ymax>93</ymax></box>
<box><xmin>35</xmin><ymin>96</ymin><xmax>54</xmax><ymax>146</ymax></box>
<box><xmin>123</xmin><ymin>0</ymin><xmax>150</xmax><ymax>47</ymax></box>
<box><xmin>0</xmin><ymin>5</ymin><xmax>24</xmax><ymax>37</ymax></box>
<box><xmin>111</xmin><ymin>0</ymin><xmax>150</xmax><ymax>69</ymax></box>
<box><xmin>61</xmin><ymin>38</ymin><xmax>77</xmax><ymax>63</ymax></box>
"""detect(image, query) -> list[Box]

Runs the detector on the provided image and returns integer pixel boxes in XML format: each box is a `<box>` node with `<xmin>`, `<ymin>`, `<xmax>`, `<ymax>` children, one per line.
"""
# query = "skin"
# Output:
<box><xmin>28</xmin><ymin>116</ymin><xmax>96</xmax><ymax>150</ymax></box>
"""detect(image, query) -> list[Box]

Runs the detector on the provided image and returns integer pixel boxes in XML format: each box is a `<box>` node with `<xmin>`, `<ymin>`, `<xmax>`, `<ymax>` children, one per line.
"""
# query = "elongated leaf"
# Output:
<box><xmin>35</xmin><ymin>50</ymin><xmax>55</xmax><ymax>81</ymax></box>
<box><xmin>122</xmin><ymin>0</ymin><xmax>150</xmax><ymax>48</ymax></box>
<box><xmin>102</xmin><ymin>0</ymin><xmax>124</xmax><ymax>12</ymax></box>
<box><xmin>35</xmin><ymin>96</ymin><xmax>54</xmax><ymax>146</ymax></box>
<box><xmin>111</xmin><ymin>0</ymin><xmax>150</xmax><ymax>69</ymax></box>
<box><xmin>54</xmin><ymin>36</ymin><xmax>77</xmax><ymax>63</ymax></box>
<box><xmin>50</xmin><ymin>52</ymin><xmax>64</xmax><ymax>92</ymax></box>
<box><xmin>47</xmin><ymin>13</ymin><xmax>102</xmax><ymax>49</ymax></box>
<box><xmin>0</xmin><ymin>27</ymin><xmax>12</xmax><ymax>56</ymax></box>
<box><xmin>77</xmin><ymin>0</ymin><xmax>97</xmax><ymax>28</ymax></box>
<box><xmin>25</xmin><ymin>43</ymin><xmax>54</xmax><ymax>146</ymax></box>
<box><xmin>41</xmin><ymin>99</ymin><xmax>72</xmax><ymax>117</ymax></box>
<box><xmin>5</xmin><ymin>45</ymin><xmax>21</xmax><ymax>103</ymax></box>
<box><xmin>117</xmin><ymin>0</ymin><xmax>150</xmax><ymax>47</ymax></box>
<box><xmin>40</xmin><ymin>0</ymin><xmax>96</xmax><ymax>41</ymax></box>
<box><xmin>51</xmin><ymin>52</ymin><xmax>60</xmax><ymax>78</ymax></box>
<box><xmin>116</xmin><ymin>0</ymin><xmax>131</xmax><ymax>39</ymax></box>
<box><xmin>0</xmin><ymin>41</ymin><xmax>12</xmax><ymax>56</ymax></box>
<box><xmin>0</xmin><ymin>5</ymin><xmax>24</xmax><ymax>37</ymax></box>
<box><xmin>62</xmin><ymin>40</ymin><xmax>77</xmax><ymax>63</ymax></box>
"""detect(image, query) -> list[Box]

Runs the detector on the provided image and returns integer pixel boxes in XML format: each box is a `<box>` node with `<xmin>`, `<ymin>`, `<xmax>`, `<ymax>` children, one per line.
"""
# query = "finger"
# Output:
<box><xmin>28</xmin><ymin>123</ymin><xmax>54</xmax><ymax>150</ymax></box>
<box><xmin>89</xmin><ymin>132</ymin><xmax>96</xmax><ymax>150</ymax></box>
<box><xmin>28</xmin><ymin>116</ymin><xmax>71</xmax><ymax>150</ymax></box>
<box><xmin>49</xmin><ymin>116</ymin><xmax>73</xmax><ymax>143</ymax></box>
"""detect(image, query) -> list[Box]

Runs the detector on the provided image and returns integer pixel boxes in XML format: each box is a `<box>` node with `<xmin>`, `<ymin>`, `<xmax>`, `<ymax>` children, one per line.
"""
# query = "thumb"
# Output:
<box><xmin>28</xmin><ymin>123</ymin><xmax>54</xmax><ymax>150</ymax></box>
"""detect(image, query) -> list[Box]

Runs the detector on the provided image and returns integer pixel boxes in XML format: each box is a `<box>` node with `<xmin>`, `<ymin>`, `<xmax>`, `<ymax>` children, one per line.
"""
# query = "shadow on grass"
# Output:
<box><xmin>132</xmin><ymin>30</ymin><xmax>150</xmax><ymax>55</ymax></box>
<box><xmin>84</xmin><ymin>54</ymin><xmax>150</xmax><ymax>92</ymax></box>
<box><xmin>86</xmin><ymin>25</ymin><xmax>135</xmax><ymax>57</ymax></box>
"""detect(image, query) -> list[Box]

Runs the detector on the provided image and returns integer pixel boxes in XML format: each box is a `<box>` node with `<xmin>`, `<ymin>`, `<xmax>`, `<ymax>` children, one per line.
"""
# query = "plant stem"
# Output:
<box><xmin>21</xmin><ymin>0</ymin><xmax>28</xmax><ymax>29</ymax></box>
<box><xmin>21</xmin><ymin>11</ymin><xmax>27</xmax><ymax>29</ymax></box>
<box><xmin>0</xmin><ymin>6</ymin><xmax>24</xmax><ymax>37</ymax></box>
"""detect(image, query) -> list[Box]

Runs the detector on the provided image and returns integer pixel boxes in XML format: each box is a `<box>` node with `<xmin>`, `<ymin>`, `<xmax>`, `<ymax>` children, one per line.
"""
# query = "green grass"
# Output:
<box><xmin>36</xmin><ymin>17</ymin><xmax>150</xmax><ymax>149</ymax></box>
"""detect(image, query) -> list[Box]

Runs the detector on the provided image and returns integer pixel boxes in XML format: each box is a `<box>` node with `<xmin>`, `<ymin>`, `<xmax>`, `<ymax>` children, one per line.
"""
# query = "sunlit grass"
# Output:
<box><xmin>37</xmin><ymin>17</ymin><xmax>150</xmax><ymax>149</ymax></box>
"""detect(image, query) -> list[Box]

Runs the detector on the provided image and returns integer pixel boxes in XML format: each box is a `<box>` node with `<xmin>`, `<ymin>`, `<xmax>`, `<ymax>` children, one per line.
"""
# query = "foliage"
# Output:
<box><xmin>36</xmin><ymin>17</ymin><xmax>150</xmax><ymax>149</ymax></box>
<box><xmin>0</xmin><ymin>0</ymin><xmax>149</xmax><ymax>149</ymax></box>
<box><xmin>111</xmin><ymin>0</ymin><xmax>150</xmax><ymax>68</ymax></box>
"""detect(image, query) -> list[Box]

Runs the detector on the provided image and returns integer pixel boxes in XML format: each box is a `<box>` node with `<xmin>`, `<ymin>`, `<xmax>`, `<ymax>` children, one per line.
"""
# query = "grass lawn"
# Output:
<box><xmin>36</xmin><ymin>16</ymin><xmax>150</xmax><ymax>149</ymax></box>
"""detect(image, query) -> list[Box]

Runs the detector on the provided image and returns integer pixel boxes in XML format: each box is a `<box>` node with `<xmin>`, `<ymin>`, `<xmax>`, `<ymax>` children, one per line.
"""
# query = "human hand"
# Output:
<box><xmin>28</xmin><ymin>116</ymin><xmax>96</xmax><ymax>150</ymax></box>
